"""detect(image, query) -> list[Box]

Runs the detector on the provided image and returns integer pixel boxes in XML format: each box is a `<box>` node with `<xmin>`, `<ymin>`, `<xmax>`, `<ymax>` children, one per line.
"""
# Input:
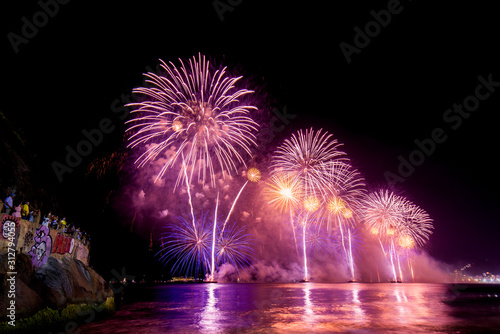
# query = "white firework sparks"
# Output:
<box><xmin>270</xmin><ymin>128</ymin><xmax>347</xmax><ymax>198</ymax></box>
<box><xmin>126</xmin><ymin>53</ymin><xmax>259</xmax><ymax>188</ymax></box>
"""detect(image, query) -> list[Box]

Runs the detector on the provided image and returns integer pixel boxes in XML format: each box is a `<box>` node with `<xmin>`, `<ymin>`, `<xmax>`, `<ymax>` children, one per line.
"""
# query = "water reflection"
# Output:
<box><xmin>302</xmin><ymin>283</ymin><xmax>315</xmax><ymax>327</ymax></box>
<box><xmin>393</xmin><ymin>286</ymin><xmax>408</xmax><ymax>303</ymax></box>
<box><xmin>199</xmin><ymin>284</ymin><xmax>220</xmax><ymax>332</ymax></box>
<box><xmin>393</xmin><ymin>285</ymin><xmax>409</xmax><ymax>325</ymax></box>
<box><xmin>351</xmin><ymin>285</ymin><xmax>365</xmax><ymax>322</ymax></box>
<box><xmin>77</xmin><ymin>283</ymin><xmax>500</xmax><ymax>334</ymax></box>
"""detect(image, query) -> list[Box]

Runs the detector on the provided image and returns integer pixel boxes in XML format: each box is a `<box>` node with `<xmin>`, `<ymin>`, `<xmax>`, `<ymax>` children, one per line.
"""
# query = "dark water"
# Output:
<box><xmin>79</xmin><ymin>283</ymin><xmax>500</xmax><ymax>333</ymax></box>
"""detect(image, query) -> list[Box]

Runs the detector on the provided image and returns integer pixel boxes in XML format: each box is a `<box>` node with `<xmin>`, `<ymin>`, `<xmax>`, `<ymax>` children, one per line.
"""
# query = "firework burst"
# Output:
<box><xmin>264</xmin><ymin>173</ymin><xmax>302</xmax><ymax>213</ymax></box>
<box><xmin>157</xmin><ymin>214</ymin><xmax>212</xmax><ymax>277</ymax></box>
<box><xmin>216</xmin><ymin>222</ymin><xmax>255</xmax><ymax>274</ymax></box>
<box><xmin>361</xmin><ymin>189</ymin><xmax>433</xmax><ymax>244</ymax></box>
<box><xmin>268</xmin><ymin>128</ymin><xmax>363</xmax><ymax>281</ymax></box>
<box><xmin>246</xmin><ymin>167</ymin><xmax>261</xmax><ymax>183</ymax></box>
<box><xmin>361</xmin><ymin>189</ymin><xmax>434</xmax><ymax>281</ymax></box>
<box><xmin>270</xmin><ymin>128</ymin><xmax>347</xmax><ymax>198</ymax></box>
<box><xmin>361</xmin><ymin>189</ymin><xmax>406</xmax><ymax>240</ymax></box>
<box><xmin>126</xmin><ymin>53</ymin><xmax>259</xmax><ymax>187</ymax></box>
<box><xmin>401</xmin><ymin>203</ymin><xmax>434</xmax><ymax>247</ymax></box>
<box><xmin>324</xmin><ymin>161</ymin><xmax>365</xmax><ymax>229</ymax></box>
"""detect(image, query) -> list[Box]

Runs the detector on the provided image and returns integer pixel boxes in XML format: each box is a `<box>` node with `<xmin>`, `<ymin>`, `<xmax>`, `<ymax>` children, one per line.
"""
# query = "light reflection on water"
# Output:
<box><xmin>351</xmin><ymin>285</ymin><xmax>364</xmax><ymax>323</ymax></box>
<box><xmin>79</xmin><ymin>283</ymin><xmax>500</xmax><ymax>333</ymax></box>
<box><xmin>199</xmin><ymin>283</ymin><xmax>220</xmax><ymax>332</ymax></box>
<box><xmin>303</xmin><ymin>283</ymin><xmax>314</xmax><ymax>328</ymax></box>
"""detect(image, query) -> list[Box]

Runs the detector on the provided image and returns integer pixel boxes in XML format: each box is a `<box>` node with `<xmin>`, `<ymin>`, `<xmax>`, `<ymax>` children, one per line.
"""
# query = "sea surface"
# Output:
<box><xmin>78</xmin><ymin>283</ymin><xmax>500</xmax><ymax>333</ymax></box>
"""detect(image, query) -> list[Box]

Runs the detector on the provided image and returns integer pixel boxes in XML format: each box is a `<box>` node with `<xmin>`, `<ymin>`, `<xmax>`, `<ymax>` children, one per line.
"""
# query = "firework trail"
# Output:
<box><xmin>126</xmin><ymin>53</ymin><xmax>259</xmax><ymax>188</ymax></box>
<box><xmin>222</xmin><ymin>167</ymin><xmax>261</xmax><ymax>234</ymax></box>
<box><xmin>324</xmin><ymin>161</ymin><xmax>365</xmax><ymax>280</ymax></box>
<box><xmin>300</xmin><ymin>196</ymin><xmax>322</xmax><ymax>281</ymax></box>
<box><xmin>203</xmin><ymin>167</ymin><xmax>259</xmax><ymax>280</ymax></box>
<box><xmin>329</xmin><ymin>226</ymin><xmax>361</xmax><ymax>281</ymax></box>
<box><xmin>347</xmin><ymin>228</ymin><xmax>355</xmax><ymax>281</ymax></box>
<box><xmin>208</xmin><ymin>192</ymin><xmax>220</xmax><ymax>282</ymax></box>
<box><xmin>182</xmin><ymin>158</ymin><xmax>197</xmax><ymax>231</ymax></box>
<box><xmin>361</xmin><ymin>189</ymin><xmax>433</xmax><ymax>282</ymax></box>
<box><xmin>296</xmin><ymin>215</ymin><xmax>331</xmax><ymax>258</ymax></box>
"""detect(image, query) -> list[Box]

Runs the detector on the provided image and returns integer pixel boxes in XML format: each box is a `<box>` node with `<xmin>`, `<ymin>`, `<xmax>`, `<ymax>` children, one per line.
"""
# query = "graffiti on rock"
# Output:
<box><xmin>28</xmin><ymin>225</ymin><xmax>52</xmax><ymax>269</ymax></box>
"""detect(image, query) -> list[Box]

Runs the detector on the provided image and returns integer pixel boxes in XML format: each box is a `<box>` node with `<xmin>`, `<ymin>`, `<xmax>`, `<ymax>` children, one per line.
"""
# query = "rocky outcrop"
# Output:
<box><xmin>0</xmin><ymin>253</ymin><xmax>113</xmax><ymax>318</ymax></box>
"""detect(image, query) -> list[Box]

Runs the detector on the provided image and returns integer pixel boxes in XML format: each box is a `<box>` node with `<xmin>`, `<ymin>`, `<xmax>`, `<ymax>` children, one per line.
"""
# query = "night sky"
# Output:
<box><xmin>2</xmin><ymin>1</ymin><xmax>499</xmax><ymax>277</ymax></box>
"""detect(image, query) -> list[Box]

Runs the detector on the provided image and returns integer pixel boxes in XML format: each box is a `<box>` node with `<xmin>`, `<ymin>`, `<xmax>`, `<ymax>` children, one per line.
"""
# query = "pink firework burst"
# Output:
<box><xmin>126</xmin><ymin>53</ymin><xmax>259</xmax><ymax>188</ymax></box>
<box><xmin>270</xmin><ymin>128</ymin><xmax>347</xmax><ymax>198</ymax></box>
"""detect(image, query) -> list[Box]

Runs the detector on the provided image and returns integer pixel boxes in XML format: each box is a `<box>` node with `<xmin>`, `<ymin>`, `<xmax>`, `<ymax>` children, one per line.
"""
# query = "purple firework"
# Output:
<box><xmin>126</xmin><ymin>53</ymin><xmax>259</xmax><ymax>188</ymax></box>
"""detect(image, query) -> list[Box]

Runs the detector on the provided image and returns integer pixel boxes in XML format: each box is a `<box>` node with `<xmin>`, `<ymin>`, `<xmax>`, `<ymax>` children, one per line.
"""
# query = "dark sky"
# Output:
<box><xmin>2</xmin><ymin>1</ymin><xmax>499</xmax><ymax>276</ymax></box>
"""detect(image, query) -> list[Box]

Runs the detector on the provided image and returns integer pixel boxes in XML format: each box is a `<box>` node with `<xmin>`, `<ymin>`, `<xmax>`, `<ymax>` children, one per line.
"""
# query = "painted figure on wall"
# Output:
<box><xmin>29</xmin><ymin>225</ymin><xmax>52</xmax><ymax>269</ymax></box>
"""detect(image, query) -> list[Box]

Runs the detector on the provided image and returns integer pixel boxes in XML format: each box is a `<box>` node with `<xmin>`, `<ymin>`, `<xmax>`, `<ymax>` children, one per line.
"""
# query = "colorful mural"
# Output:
<box><xmin>0</xmin><ymin>214</ymin><xmax>90</xmax><ymax>268</ymax></box>
<box><xmin>28</xmin><ymin>225</ymin><xmax>52</xmax><ymax>269</ymax></box>
<box><xmin>1</xmin><ymin>214</ymin><xmax>19</xmax><ymax>240</ymax></box>
<box><xmin>52</xmin><ymin>233</ymin><xmax>75</xmax><ymax>254</ymax></box>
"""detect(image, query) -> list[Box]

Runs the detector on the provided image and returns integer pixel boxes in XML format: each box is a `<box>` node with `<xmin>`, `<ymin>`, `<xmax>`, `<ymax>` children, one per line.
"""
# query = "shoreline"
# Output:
<box><xmin>0</xmin><ymin>297</ymin><xmax>115</xmax><ymax>334</ymax></box>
